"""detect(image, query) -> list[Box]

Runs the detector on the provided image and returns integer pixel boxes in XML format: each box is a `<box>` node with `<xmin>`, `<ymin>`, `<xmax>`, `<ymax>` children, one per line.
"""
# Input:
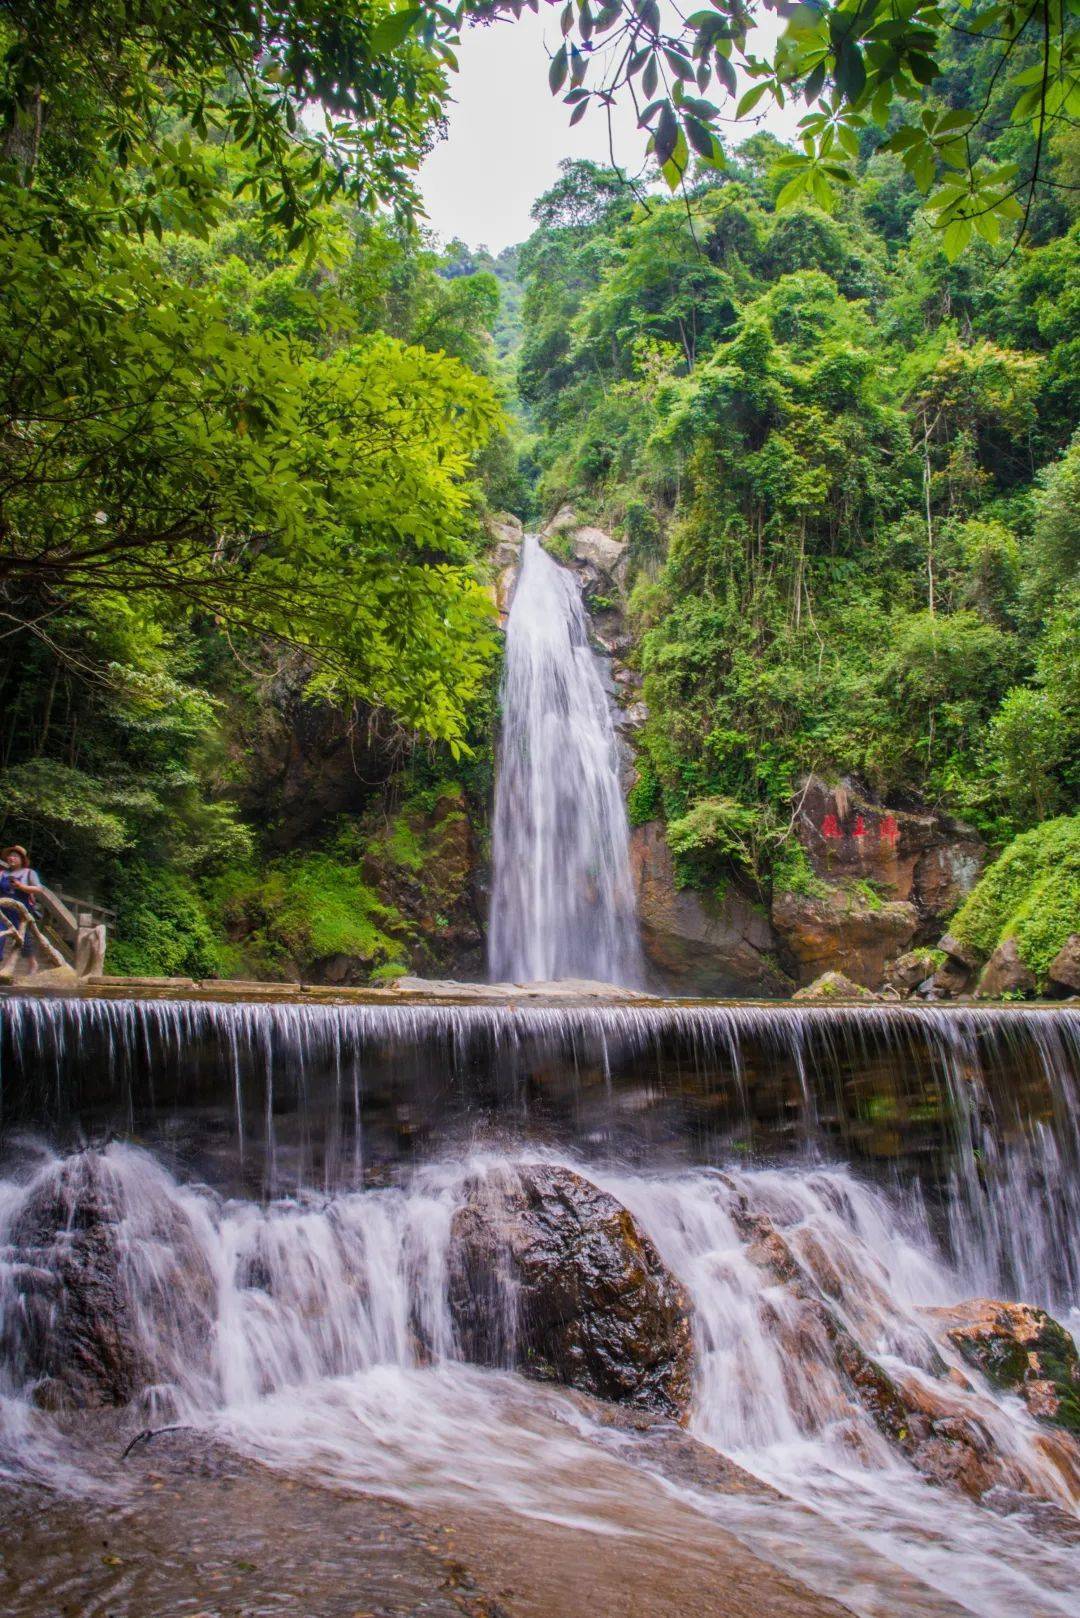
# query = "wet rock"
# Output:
<box><xmin>731</xmin><ymin>1205</ymin><xmax>1054</xmax><ymax>1503</ymax></box>
<box><xmin>5</xmin><ymin>1152</ymin><xmax>214</xmax><ymax>1408</ymax></box>
<box><xmin>1048</xmin><ymin>934</ymin><xmax>1080</xmax><ymax>994</ymax></box>
<box><xmin>792</xmin><ymin>971</ymin><xmax>880</xmax><ymax>1002</ymax></box>
<box><xmin>772</xmin><ymin>886</ymin><xmax>918</xmax><ymax>991</ymax></box>
<box><xmin>448</xmin><ymin>1164</ymin><xmax>692</xmax><ymax>1420</ymax></box>
<box><xmin>926</xmin><ymin>1300</ymin><xmax>1080</xmax><ymax>1435</ymax></box>
<box><xmin>976</xmin><ymin>936</ymin><xmax>1037</xmax><ymax>999</ymax></box>
<box><xmin>629</xmin><ymin>820</ymin><xmax>792</xmax><ymax>997</ymax></box>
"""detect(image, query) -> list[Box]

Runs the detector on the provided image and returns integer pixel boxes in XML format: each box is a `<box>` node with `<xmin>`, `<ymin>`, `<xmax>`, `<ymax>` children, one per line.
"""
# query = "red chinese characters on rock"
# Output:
<box><xmin>853</xmin><ymin>814</ymin><xmax>867</xmax><ymax>839</ymax></box>
<box><xmin>879</xmin><ymin>813</ymin><xmax>899</xmax><ymax>848</ymax></box>
<box><xmin>821</xmin><ymin>813</ymin><xmax>842</xmax><ymax>840</ymax></box>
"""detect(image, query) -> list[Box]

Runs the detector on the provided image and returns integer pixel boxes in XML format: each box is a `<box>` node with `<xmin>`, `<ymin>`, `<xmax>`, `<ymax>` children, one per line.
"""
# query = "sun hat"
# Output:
<box><xmin>2</xmin><ymin>845</ymin><xmax>28</xmax><ymax>863</ymax></box>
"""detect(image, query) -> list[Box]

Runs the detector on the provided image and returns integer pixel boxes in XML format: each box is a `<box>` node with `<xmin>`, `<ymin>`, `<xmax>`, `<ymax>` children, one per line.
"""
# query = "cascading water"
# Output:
<box><xmin>488</xmin><ymin>534</ymin><xmax>643</xmax><ymax>985</ymax></box>
<box><xmin>2</xmin><ymin>1142</ymin><xmax>1079</xmax><ymax>1616</ymax></box>
<box><xmin>2</xmin><ymin>992</ymin><xmax>1080</xmax><ymax>1614</ymax></box>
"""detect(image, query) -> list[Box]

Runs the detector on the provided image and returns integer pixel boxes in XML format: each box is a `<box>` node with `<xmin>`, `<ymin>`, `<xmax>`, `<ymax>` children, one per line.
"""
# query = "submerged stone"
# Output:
<box><xmin>447</xmin><ymin>1164</ymin><xmax>692</xmax><ymax>1420</ymax></box>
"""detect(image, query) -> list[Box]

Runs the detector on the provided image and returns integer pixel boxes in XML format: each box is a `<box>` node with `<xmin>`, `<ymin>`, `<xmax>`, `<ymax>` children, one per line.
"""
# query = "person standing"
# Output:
<box><xmin>0</xmin><ymin>845</ymin><xmax>43</xmax><ymax>973</ymax></box>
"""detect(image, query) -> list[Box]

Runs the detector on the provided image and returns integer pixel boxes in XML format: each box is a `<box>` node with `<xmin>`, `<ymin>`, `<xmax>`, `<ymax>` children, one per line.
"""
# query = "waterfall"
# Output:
<box><xmin>488</xmin><ymin>534</ymin><xmax>643</xmax><ymax>985</ymax></box>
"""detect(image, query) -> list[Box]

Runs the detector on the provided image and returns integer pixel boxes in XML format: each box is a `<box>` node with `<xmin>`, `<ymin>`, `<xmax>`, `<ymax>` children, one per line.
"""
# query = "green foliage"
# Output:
<box><xmin>108</xmin><ymin>864</ymin><xmax>225</xmax><ymax>979</ymax></box>
<box><xmin>949</xmin><ymin>816</ymin><xmax>1080</xmax><ymax>986</ymax></box>
<box><xmin>2</xmin><ymin>0</ymin><xmax>459</xmax><ymax>246</ymax></box>
<box><xmin>542</xmin><ymin>0</ymin><xmax>1079</xmax><ymax>255</ymax></box>
<box><xmin>518</xmin><ymin>126</ymin><xmax>1078</xmax><ymax>903</ymax></box>
<box><xmin>0</xmin><ymin>203</ymin><xmax>502</xmax><ymax>748</ymax></box>
<box><xmin>213</xmin><ymin>855</ymin><xmax>408</xmax><ymax>979</ymax></box>
<box><xmin>626</xmin><ymin>764</ymin><xmax>663</xmax><ymax>827</ymax></box>
<box><xmin>667</xmin><ymin>796</ymin><xmax>764</xmax><ymax>886</ymax></box>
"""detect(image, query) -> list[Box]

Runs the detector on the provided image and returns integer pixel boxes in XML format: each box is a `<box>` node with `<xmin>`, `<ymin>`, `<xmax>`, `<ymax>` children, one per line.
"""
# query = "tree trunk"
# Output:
<box><xmin>3</xmin><ymin>91</ymin><xmax>43</xmax><ymax>183</ymax></box>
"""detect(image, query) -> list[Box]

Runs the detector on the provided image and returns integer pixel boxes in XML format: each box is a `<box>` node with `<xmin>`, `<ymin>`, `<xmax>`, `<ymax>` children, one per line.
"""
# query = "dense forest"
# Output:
<box><xmin>1</xmin><ymin>0</ymin><xmax>1077</xmax><ymax>993</ymax></box>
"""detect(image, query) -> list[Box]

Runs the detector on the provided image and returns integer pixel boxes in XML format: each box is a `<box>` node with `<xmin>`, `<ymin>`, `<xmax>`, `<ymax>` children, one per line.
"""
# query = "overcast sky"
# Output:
<box><xmin>418</xmin><ymin>9</ymin><xmax>800</xmax><ymax>253</ymax></box>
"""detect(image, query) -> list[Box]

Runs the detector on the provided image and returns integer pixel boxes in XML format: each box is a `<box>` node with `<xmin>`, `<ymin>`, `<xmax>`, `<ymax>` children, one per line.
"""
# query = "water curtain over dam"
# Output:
<box><xmin>488</xmin><ymin>534</ymin><xmax>642</xmax><ymax>985</ymax></box>
<box><xmin>2</xmin><ymin>994</ymin><xmax>1080</xmax><ymax>1315</ymax></box>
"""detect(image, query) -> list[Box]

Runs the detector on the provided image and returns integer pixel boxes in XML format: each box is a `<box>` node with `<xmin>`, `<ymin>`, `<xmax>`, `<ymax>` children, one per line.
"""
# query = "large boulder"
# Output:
<box><xmin>884</xmin><ymin>949</ymin><xmax>942</xmax><ymax>994</ymax></box>
<box><xmin>4</xmin><ymin>1151</ymin><xmax>215</xmax><ymax>1408</ymax></box>
<box><xmin>541</xmin><ymin>506</ymin><xmax>628</xmax><ymax>593</ymax></box>
<box><xmin>976</xmin><ymin>936</ymin><xmax>1038</xmax><ymax>999</ymax></box>
<box><xmin>447</xmin><ymin>1164</ymin><xmax>692</xmax><ymax>1420</ymax></box>
<box><xmin>938</xmin><ymin>930</ymin><xmax>982</xmax><ymax>973</ymax></box>
<box><xmin>926</xmin><ymin>1300</ymin><xmax>1080</xmax><ymax>1434</ymax></box>
<box><xmin>772</xmin><ymin>885</ymin><xmax>919</xmax><ymax>991</ymax></box>
<box><xmin>1048</xmin><ymin>934</ymin><xmax>1080</xmax><ymax>994</ymax></box>
<box><xmin>629</xmin><ymin>820</ymin><xmax>793</xmax><ymax>997</ymax></box>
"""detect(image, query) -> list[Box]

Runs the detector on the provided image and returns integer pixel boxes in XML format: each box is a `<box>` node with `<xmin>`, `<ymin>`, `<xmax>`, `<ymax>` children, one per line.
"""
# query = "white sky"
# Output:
<box><xmin>418</xmin><ymin>8</ymin><xmax>801</xmax><ymax>252</ymax></box>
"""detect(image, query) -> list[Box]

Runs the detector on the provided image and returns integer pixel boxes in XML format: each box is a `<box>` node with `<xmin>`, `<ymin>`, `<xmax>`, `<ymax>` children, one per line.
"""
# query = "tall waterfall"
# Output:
<box><xmin>488</xmin><ymin>534</ymin><xmax>642</xmax><ymax>985</ymax></box>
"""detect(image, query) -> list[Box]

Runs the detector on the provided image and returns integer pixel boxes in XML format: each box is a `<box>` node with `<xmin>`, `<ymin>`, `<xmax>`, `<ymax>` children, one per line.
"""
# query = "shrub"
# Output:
<box><xmin>626</xmin><ymin>762</ymin><xmax>663</xmax><ymax>826</ymax></box>
<box><xmin>949</xmin><ymin>815</ymin><xmax>1080</xmax><ymax>988</ymax></box>
<box><xmin>107</xmin><ymin>863</ymin><xmax>225</xmax><ymax>979</ymax></box>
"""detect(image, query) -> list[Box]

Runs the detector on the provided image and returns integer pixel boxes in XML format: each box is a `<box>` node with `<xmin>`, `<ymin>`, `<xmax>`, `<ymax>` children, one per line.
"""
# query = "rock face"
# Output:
<box><xmin>768</xmin><ymin>776</ymin><xmax>985</xmax><ymax>992</ymax></box>
<box><xmin>1048</xmin><ymin>934</ymin><xmax>1080</xmax><ymax>994</ymax></box>
<box><xmin>486</xmin><ymin>510</ymin><xmax>523</xmax><ymax>619</ymax></box>
<box><xmin>976</xmin><ymin>935</ymin><xmax>1037</xmax><ymax>999</ymax></box>
<box><xmin>448</xmin><ymin>1164</ymin><xmax>693</xmax><ymax>1420</ymax></box>
<box><xmin>360</xmin><ymin>786</ymin><xmax>484</xmax><ymax>982</ymax></box>
<box><xmin>541</xmin><ymin>505</ymin><xmax>629</xmax><ymax>599</ymax></box>
<box><xmin>772</xmin><ymin>886</ymin><xmax>919</xmax><ymax>991</ymax></box>
<box><xmin>5</xmin><ymin>1152</ymin><xmax>215</xmax><ymax>1408</ymax></box>
<box><xmin>629</xmin><ymin>820</ymin><xmax>792</xmax><ymax>997</ymax></box>
<box><xmin>792</xmin><ymin>776</ymin><xmax>985</xmax><ymax>923</ymax></box>
<box><xmin>927</xmin><ymin>1299</ymin><xmax>1080</xmax><ymax>1434</ymax></box>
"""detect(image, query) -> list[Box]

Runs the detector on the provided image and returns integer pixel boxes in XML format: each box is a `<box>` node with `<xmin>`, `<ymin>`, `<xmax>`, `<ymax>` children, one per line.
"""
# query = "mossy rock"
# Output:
<box><xmin>933</xmin><ymin>1299</ymin><xmax>1080</xmax><ymax>1435</ymax></box>
<box><xmin>792</xmin><ymin>971</ymin><xmax>880</xmax><ymax>1002</ymax></box>
<box><xmin>949</xmin><ymin>815</ymin><xmax>1080</xmax><ymax>994</ymax></box>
